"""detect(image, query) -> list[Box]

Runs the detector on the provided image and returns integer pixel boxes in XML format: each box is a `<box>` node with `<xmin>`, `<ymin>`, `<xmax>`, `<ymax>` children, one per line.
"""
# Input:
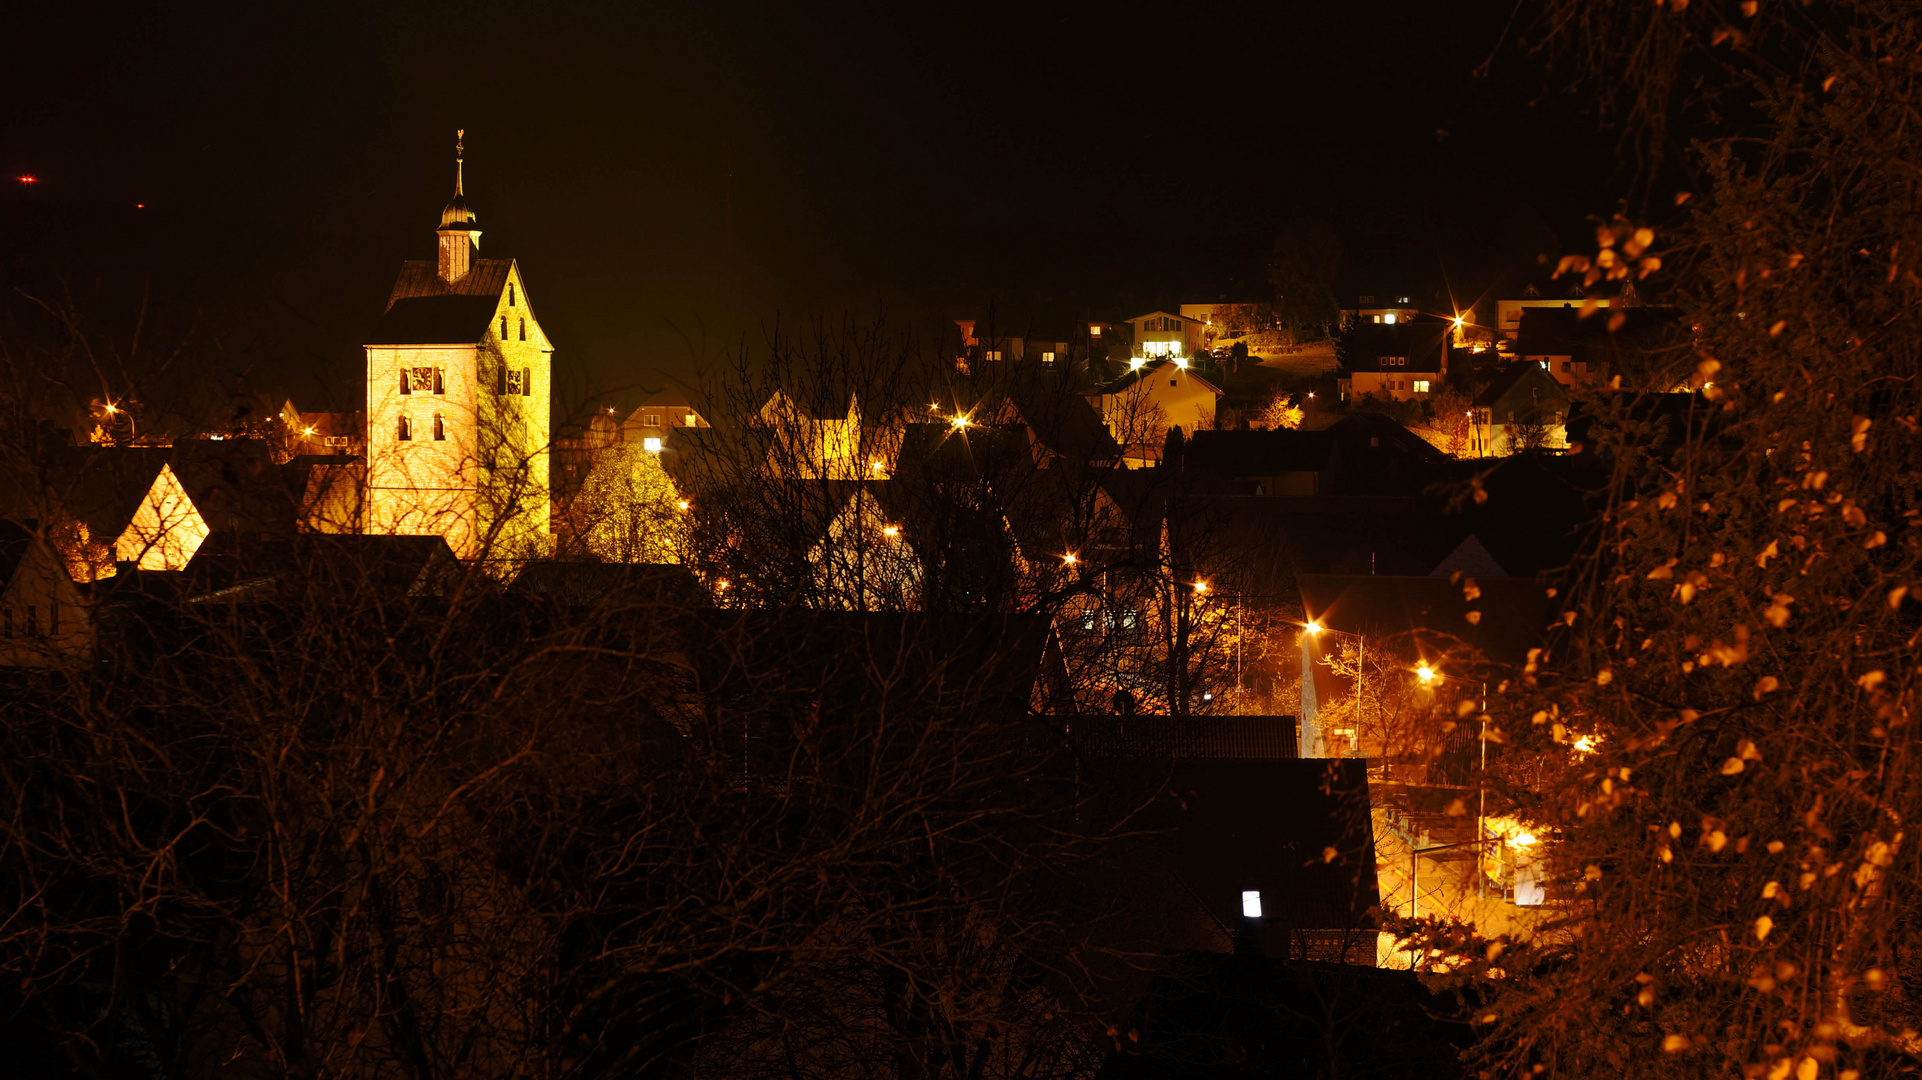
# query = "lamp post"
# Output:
<box><xmin>1302</xmin><ymin>620</ymin><xmax>1365</xmax><ymax>759</ymax></box>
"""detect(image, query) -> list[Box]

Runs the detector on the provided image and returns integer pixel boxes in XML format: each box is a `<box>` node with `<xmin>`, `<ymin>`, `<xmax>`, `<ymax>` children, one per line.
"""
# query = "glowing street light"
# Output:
<box><xmin>1061</xmin><ymin>552</ymin><xmax>1078</xmax><ymax>565</ymax></box>
<box><xmin>950</xmin><ymin>414</ymin><xmax>971</xmax><ymax>430</ymax></box>
<box><xmin>1304</xmin><ymin>619</ymin><xmax>1323</xmax><ymax>635</ymax></box>
<box><xmin>103</xmin><ymin>403</ymin><xmax>119</xmax><ymax>415</ymax></box>
<box><xmin>882</xmin><ymin>525</ymin><xmax>901</xmax><ymax>538</ymax></box>
<box><xmin>1193</xmin><ymin>580</ymin><xmax>1208</xmax><ymax>594</ymax></box>
<box><xmin>302</xmin><ymin>426</ymin><xmax>317</xmax><ymax>436</ymax></box>
<box><xmin>1129</xmin><ymin>357</ymin><xmax>1145</xmax><ymax>370</ymax></box>
<box><xmin>676</xmin><ymin>500</ymin><xmax>690</xmax><ymax>511</ymax></box>
<box><xmin>1416</xmin><ymin>662</ymin><xmax>1437</xmax><ymax>685</ymax></box>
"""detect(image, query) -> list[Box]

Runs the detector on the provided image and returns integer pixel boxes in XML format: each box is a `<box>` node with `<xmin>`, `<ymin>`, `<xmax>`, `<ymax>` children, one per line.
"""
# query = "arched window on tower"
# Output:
<box><xmin>496</xmin><ymin>364</ymin><xmax>506</xmax><ymax>395</ymax></box>
<box><xmin>399</xmin><ymin>369</ymin><xmax>411</xmax><ymax>395</ymax></box>
<box><xmin>398</xmin><ymin>415</ymin><xmax>412</xmax><ymax>441</ymax></box>
<box><xmin>508</xmin><ymin>282</ymin><xmax>516</xmax><ymax>306</ymax></box>
<box><xmin>433</xmin><ymin>368</ymin><xmax>445</xmax><ymax>394</ymax></box>
<box><xmin>501</xmin><ymin>316</ymin><xmax>509</xmax><ymax>339</ymax></box>
<box><xmin>433</xmin><ymin>413</ymin><xmax>445</xmax><ymax>440</ymax></box>
<box><xmin>519</xmin><ymin>318</ymin><xmax>526</xmax><ymax>341</ymax></box>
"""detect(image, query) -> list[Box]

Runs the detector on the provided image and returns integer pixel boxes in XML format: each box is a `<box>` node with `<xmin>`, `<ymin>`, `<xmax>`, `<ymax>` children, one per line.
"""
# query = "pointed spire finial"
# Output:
<box><xmin>455</xmin><ymin>128</ymin><xmax>465</xmax><ymax>197</ymax></box>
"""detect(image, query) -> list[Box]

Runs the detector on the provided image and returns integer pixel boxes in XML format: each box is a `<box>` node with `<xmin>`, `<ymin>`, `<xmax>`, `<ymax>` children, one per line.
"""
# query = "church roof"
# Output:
<box><xmin>366</xmin><ymin>258</ymin><xmax>516</xmax><ymax>346</ymax></box>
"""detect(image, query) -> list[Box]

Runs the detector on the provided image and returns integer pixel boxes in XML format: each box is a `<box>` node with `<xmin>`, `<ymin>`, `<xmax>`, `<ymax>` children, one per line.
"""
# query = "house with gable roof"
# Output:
<box><xmin>1090</xmin><ymin>359</ymin><xmax>1223</xmax><ymax>468</ymax></box>
<box><xmin>0</xmin><ymin>520</ymin><xmax>92</xmax><ymax>667</ymax></box>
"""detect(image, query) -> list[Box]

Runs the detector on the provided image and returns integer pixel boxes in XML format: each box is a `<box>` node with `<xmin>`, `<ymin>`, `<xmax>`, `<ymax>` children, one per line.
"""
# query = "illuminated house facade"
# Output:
<box><xmin>364</xmin><ymin>135</ymin><xmax>552</xmax><ymax>563</ymax></box>
<box><xmin>1126</xmin><ymin>311</ymin><xmax>1209</xmax><ymax>359</ymax></box>
<box><xmin>1091</xmin><ymin>359</ymin><xmax>1223</xmax><ymax>468</ymax></box>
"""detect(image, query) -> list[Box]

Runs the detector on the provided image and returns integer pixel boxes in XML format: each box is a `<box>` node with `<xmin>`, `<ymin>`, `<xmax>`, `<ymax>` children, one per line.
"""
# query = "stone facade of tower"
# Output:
<box><xmin>363</xmin><ymin>143</ymin><xmax>551</xmax><ymax>564</ymax></box>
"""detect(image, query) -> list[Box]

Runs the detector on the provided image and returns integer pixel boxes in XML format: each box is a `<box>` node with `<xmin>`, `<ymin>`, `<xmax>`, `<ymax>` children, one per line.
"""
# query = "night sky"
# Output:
<box><xmin>2</xmin><ymin>0</ymin><xmax>1619</xmax><ymax>409</ymax></box>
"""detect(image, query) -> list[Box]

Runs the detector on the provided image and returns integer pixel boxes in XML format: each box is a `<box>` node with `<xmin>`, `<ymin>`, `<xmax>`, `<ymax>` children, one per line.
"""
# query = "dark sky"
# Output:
<box><xmin>1</xmin><ymin>0</ymin><xmax>1618</xmax><ymax>408</ymax></box>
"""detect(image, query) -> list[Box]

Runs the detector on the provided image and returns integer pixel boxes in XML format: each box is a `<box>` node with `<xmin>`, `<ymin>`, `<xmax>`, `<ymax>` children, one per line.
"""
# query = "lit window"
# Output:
<box><xmin>684</xmin><ymin>412</ymin><xmax>698</xmax><ymax>425</ymax></box>
<box><xmin>986</xmin><ymin>350</ymin><xmax>1002</xmax><ymax>362</ymax></box>
<box><xmin>1372</xmin><ymin>315</ymin><xmax>1382</xmax><ymax>323</ymax></box>
<box><xmin>645</xmin><ymin>413</ymin><xmax>661</xmax><ymax>427</ymax></box>
<box><xmin>1090</xmin><ymin>325</ymin><xmax>1102</xmax><ymax>337</ymax></box>
<box><xmin>1120</xmin><ymin>609</ymin><xmax>1138</xmax><ymax>630</ymax></box>
<box><xmin>1080</xmin><ymin>609</ymin><xmax>1097</xmax><ymax>631</ymax></box>
<box><xmin>1242</xmin><ymin>890</ymin><xmax>1263</xmax><ymax>918</ymax></box>
<box><xmin>1413</xmin><ymin>380</ymin><xmax>1431</xmax><ymax>393</ymax></box>
<box><xmin>643</xmin><ymin>437</ymin><xmax>663</xmax><ymax>453</ymax></box>
<box><xmin>1042</xmin><ymin>351</ymin><xmax>1055</xmax><ymax>364</ymax></box>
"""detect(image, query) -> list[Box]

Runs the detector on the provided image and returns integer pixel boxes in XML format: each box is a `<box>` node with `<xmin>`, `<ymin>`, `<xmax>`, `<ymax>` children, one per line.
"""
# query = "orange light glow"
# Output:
<box><xmin>1062</xmin><ymin>552</ymin><xmax>1078</xmax><ymax>565</ymax></box>
<box><xmin>882</xmin><ymin>525</ymin><xmax>901</xmax><ymax>537</ymax></box>
<box><xmin>1193</xmin><ymin>580</ymin><xmax>1208</xmax><ymax>594</ymax></box>
<box><xmin>1416</xmin><ymin>663</ymin><xmax>1436</xmax><ymax>685</ymax></box>
<box><xmin>17</xmin><ymin>176</ymin><xmax>36</xmax><ymax>185</ymax></box>
<box><xmin>1304</xmin><ymin>620</ymin><xmax>1323</xmax><ymax>635</ymax></box>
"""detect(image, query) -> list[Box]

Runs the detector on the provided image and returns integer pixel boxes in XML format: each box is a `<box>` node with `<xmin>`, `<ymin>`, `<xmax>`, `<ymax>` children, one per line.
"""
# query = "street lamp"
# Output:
<box><xmin>1303</xmin><ymin>619</ymin><xmax>1366</xmax><ymax>759</ymax></box>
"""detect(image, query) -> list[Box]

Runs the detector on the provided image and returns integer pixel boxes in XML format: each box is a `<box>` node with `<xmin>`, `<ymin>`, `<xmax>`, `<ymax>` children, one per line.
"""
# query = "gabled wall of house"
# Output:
<box><xmin>116</xmin><ymin>463</ymin><xmax>210</xmax><ymax>571</ymax></box>
<box><xmin>0</xmin><ymin>531</ymin><xmax>93</xmax><ymax>668</ymax></box>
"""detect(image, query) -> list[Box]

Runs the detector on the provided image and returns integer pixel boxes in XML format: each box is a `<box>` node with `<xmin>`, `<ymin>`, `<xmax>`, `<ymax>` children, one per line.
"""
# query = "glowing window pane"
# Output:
<box><xmin>1241</xmin><ymin>890</ymin><xmax>1262</xmax><ymax>918</ymax></box>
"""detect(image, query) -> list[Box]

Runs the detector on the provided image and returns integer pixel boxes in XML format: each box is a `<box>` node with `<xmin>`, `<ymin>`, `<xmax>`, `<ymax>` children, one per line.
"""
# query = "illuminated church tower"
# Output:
<box><xmin>364</xmin><ymin>131</ymin><xmax>552</xmax><ymax>563</ymax></box>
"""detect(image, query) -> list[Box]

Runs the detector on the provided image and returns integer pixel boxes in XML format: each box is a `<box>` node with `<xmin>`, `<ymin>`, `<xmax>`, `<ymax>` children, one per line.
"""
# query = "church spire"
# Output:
<box><xmin>437</xmin><ymin>128</ymin><xmax>481</xmax><ymax>284</ymax></box>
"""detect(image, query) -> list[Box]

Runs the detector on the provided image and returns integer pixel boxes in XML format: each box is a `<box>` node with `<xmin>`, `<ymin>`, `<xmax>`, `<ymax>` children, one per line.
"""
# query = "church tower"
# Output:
<box><xmin>364</xmin><ymin>131</ymin><xmax>552</xmax><ymax>563</ymax></box>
